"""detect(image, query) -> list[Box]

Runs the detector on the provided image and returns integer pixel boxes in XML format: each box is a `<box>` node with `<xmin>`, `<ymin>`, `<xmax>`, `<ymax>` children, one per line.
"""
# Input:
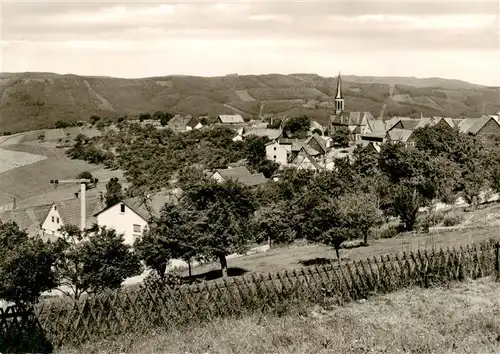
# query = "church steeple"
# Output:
<box><xmin>334</xmin><ymin>72</ymin><xmax>344</xmax><ymax>114</ymax></box>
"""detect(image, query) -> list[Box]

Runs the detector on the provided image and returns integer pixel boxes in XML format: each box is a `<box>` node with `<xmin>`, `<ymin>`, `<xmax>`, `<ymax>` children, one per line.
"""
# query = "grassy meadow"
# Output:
<box><xmin>58</xmin><ymin>277</ymin><xmax>500</xmax><ymax>354</ymax></box>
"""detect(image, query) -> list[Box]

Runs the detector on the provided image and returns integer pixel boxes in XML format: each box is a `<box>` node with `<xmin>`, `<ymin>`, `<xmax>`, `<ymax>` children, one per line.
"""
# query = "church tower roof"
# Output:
<box><xmin>335</xmin><ymin>72</ymin><xmax>343</xmax><ymax>99</ymax></box>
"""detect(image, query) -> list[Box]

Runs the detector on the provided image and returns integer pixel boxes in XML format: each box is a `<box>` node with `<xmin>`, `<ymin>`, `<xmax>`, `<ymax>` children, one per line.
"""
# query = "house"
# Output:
<box><xmin>385</xmin><ymin>128</ymin><xmax>415</xmax><ymax>146</ymax></box>
<box><xmin>291</xmin><ymin>147</ymin><xmax>324</xmax><ymax>171</ymax></box>
<box><xmin>0</xmin><ymin>203</ymin><xmax>52</xmax><ymax>238</ymax></box>
<box><xmin>93</xmin><ymin>192</ymin><xmax>177</xmax><ymax>246</ymax></box>
<box><xmin>217</xmin><ymin>114</ymin><xmax>244</xmax><ymax>124</ymax></box>
<box><xmin>167</xmin><ymin>115</ymin><xmax>202</xmax><ymax>132</ymax></box>
<box><xmin>360</xmin><ymin>140</ymin><xmax>382</xmax><ymax>153</ymax></box>
<box><xmin>462</xmin><ymin>115</ymin><xmax>500</xmax><ymax>146</ymax></box>
<box><xmin>266</xmin><ymin>141</ymin><xmax>289</xmax><ymax>165</ymax></box>
<box><xmin>40</xmin><ymin>196</ymin><xmax>103</xmax><ymax>241</ymax></box>
<box><xmin>211</xmin><ymin>166</ymin><xmax>268</xmax><ymax>186</ymax></box>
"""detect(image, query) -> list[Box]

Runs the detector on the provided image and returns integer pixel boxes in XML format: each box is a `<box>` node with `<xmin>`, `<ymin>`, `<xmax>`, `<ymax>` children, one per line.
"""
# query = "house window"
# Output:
<box><xmin>51</xmin><ymin>216</ymin><xmax>55</xmax><ymax>222</ymax></box>
<box><xmin>274</xmin><ymin>147</ymin><xmax>276</xmax><ymax>151</ymax></box>
<box><xmin>56</xmin><ymin>218</ymin><xmax>60</xmax><ymax>224</ymax></box>
<box><xmin>120</xmin><ymin>204</ymin><xmax>126</xmax><ymax>213</ymax></box>
<box><xmin>133</xmin><ymin>224</ymin><xmax>141</xmax><ymax>233</ymax></box>
<box><xmin>54</xmin><ymin>206</ymin><xmax>57</xmax><ymax>211</ymax></box>
<box><xmin>273</xmin><ymin>155</ymin><xmax>277</xmax><ymax>160</ymax></box>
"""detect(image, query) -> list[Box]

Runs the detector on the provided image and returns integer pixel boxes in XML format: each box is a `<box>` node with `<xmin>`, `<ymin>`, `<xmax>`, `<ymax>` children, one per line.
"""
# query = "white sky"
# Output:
<box><xmin>1</xmin><ymin>0</ymin><xmax>500</xmax><ymax>85</ymax></box>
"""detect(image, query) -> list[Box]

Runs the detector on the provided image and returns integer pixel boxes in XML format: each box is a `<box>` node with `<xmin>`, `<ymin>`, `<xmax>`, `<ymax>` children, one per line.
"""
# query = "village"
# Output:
<box><xmin>2</xmin><ymin>73</ymin><xmax>500</xmax><ymax>254</ymax></box>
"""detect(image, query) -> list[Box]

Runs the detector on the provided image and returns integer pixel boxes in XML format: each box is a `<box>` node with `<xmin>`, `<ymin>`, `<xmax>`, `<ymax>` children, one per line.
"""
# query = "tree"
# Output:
<box><xmin>254</xmin><ymin>201</ymin><xmax>295</xmax><ymax>247</ymax></box>
<box><xmin>332</xmin><ymin>127</ymin><xmax>350</xmax><ymax>147</ymax></box>
<box><xmin>105</xmin><ymin>177</ymin><xmax>124</xmax><ymax>207</ymax></box>
<box><xmin>52</xmin><ymin>225</ymin><xmax>142</xmax><ymax>299</ymax></box>
<box><xmin>37</xmin><ymin>134</ymin><xmax>46</xmax><ymax>143</ymax></box>
<box><xmin>283</xmin><ymin>115</ymin><xmax>310</xmax><ymax>138</ymax></box>
<box><xmin>182</xmin><ymin>179</ymin><xmax>256</xmax><ymax>277</ymax></box>
<box><xmin>134</xmin><ymin>203</ymin><xmax>201</xmax><ymax>277</ymax></box>
<box><xmin>0</xmin><ymin>222</ymin><xmax>57</xmax><ymax>305</ymax></box>
<box><xmin>139</xmin><ymin>113</ymin><xmax>151</xmax><ymax>122</ymax></box>
<box><xmin>390</xmin><ymin>182</ymin><xmax>426</xmax><ymax>231</ymax></box>
<box><xmin>337</xmin><ymin>193</ymin><xmax>383</xmax><ymax>245</ymax></box>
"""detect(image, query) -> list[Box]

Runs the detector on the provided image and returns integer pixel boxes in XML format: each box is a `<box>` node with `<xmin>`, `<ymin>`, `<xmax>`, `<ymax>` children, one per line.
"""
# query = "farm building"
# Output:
<box><xmin>0</xmin><ymin>203</ymin><xmax>52</xmax><ymax>237</ymax></box>
<box><xmin>217</xmin><ymin>114</ymin><xmax>244</xmax><ymax>124</ymax></box>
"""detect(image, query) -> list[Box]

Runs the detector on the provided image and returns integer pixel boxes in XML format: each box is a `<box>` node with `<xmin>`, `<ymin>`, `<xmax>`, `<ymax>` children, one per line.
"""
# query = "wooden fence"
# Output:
<box><xmin>1</xmin><ymin>241</ymin><xmax>500</xmax><ymax>351</ymax></box>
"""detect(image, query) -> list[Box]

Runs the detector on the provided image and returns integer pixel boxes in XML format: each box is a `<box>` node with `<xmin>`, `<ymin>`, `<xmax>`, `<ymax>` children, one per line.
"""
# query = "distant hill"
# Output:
<box><xmin>1</xmin><ymin>72</ymin><xmax>499</xmax><ymax>133</ymax></box>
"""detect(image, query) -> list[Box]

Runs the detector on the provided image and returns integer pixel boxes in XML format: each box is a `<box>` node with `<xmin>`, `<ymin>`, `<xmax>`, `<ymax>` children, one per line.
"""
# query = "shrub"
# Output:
<box><xmin>418</xmin><ymin>210</ymin><xmax>446</xmax><ymax>232</ymax></box>
<box><xmin>142</xmin><ymin>270</ymin><xmax>184</xmax><ymax>291</ymax></box>
<box><xmin>376</xmin><ymin>224</ymin><xmax>399</xmax><ymax>239</ymax></box>
<box><xmin>442</xmin><ymin>211</ymin><xmax>464</xmax><ymax>227</ymax></box>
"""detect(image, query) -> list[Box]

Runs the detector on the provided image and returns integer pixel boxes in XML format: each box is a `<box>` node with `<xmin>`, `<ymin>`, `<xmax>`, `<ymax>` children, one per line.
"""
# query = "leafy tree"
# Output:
<box><xmin>390</xmin><ymin>182</ymin><xmax>426</xmax><ymax>231</ymax></box>
<box><xmin>0</xmin><ymin>222</ymin><xmax>57</xmax><ymax>305</ymax></box>
<box><xmin>134</xmin><ymin>203</ymin><xmax>201</xmax><ymax>277</ymax></box>
<box><xmin>55</xmin><ymin>120</ymin><xmax>74</xmax><ymax>129</ymax></box>
<box><xmin>254</xmin><ymin>201</ymin><xmax>295</xmax><ymax>247</ymax></box>
<box><xmin>337</xmin><ymin>193</ymin><xmax>383</xmax><ymax>245</ymax></box>
<box><xmin>105</xmin><ymin>177</ymin><xmax>124</xmax><ymax>207</ymax></box>
<box><xmin>37</xmin><ymin>134</ymin><xmax>46</xmax><ymax>142</ymax></box>
<box><xmin>77</xmin><ymin>171</ymin><xmax>92</xmax><ymax>180</ymax></box>
<box><xmin>182</xmin><ymin>179</ymin><xmax>256</xmax><ymax>277</ymax></box>
<box><xmin>352</xmin><ymin>145</ymin><xmax>379</xmax><ymax>177</ymax></box>
<box><xmin>332</xmin><ymin>127</ymin><xmax>350</xmax><ymax>147</ymax></box>
<box><xmin>283</xmin><ymin>115</ymin><xmax>310</xmax><ymax>138</ymax></box>
<box><xmin>53</xmin><ymin>225</ymin><xmax>142</xmax><ymax>299</ymax></box>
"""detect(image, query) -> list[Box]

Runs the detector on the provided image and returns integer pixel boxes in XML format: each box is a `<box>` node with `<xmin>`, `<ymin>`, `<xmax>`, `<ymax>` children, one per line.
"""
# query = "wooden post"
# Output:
<box><xmin>495</xmin><ymin>243</ymin><xmax>499</xmax><ymax>282</ymax></box>
<box><xmin>80</xmin><ymin>181</ymin><xmax>86</xmax><ymax>232</ymax></box>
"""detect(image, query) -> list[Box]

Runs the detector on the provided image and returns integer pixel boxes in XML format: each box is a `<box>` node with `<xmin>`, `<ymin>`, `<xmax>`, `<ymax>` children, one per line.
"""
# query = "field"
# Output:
<box><xmin>183</xmin><ymin>223</ymin><xmax>500</xmax><ymax>278</ymax></box>
<box><xmin>0</xmin><ymin>147</ymin><xmax>47</xmax><ymax>174</ymax></box>
<box><xmin>1</xmin><ymin>72</ymin><xmax>499</xmax><ymax>133</ymax></box>
<box><xmin>0</xmin><ymin>128</ymin><xmax>124</xmax><ymax>210</ymax></box>
<box><xmin>58</xmin><ymin>277</ymin><xmax>500</xmax><ymax>354</ymax></box>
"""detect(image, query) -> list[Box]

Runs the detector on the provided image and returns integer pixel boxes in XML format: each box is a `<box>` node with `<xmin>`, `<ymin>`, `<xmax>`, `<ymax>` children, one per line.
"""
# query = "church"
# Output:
<box><xmin>329</xmin><ymin>73</ymin><xmax>382</xmax><ymax>142</ymax></box>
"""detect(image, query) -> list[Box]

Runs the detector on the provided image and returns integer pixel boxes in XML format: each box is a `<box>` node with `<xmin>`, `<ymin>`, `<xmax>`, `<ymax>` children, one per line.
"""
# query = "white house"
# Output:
<box><xmin>40</xmin><ymin>196</ymin><xmax>103</xmax><ymax>241</ymax></box>
<box><xmin>265</xmin><ymin>141</ymin><xmax>289</xmax><ymax>165</ymax></box>
<box><xmin>217</xmin><ymin>114</ymin><xmax>244</xmax><ymax>124</ymax></box>
<box><xmin>93</xmin><ymin>193</ymin><xmax>177</xmax><ymax>246</ymax></box>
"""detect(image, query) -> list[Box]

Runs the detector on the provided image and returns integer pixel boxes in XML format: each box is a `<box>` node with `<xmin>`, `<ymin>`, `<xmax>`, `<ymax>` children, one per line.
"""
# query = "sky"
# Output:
<box><xmin>1</xmin><ymin>1</ymin><xmax>500</xmax><ymax>85</ymax></box>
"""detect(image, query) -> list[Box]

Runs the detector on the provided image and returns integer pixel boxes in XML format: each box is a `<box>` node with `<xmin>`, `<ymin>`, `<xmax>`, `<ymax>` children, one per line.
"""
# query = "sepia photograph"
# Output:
<box><xmin>0</xmin><ymin>0</ymin><xmax>499</xmax><ymax>353</ymax></box>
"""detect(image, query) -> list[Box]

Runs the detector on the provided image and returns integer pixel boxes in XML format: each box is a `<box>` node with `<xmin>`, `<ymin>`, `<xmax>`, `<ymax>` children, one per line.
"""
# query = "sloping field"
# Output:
<box><xmin>0</xmin><ymin>143</ymin><xmax>124</xmax><ymax>208</ymax></box>
<box><xmin>0</xmin><ymin>147</ymin><xmax>48</xmax><ymax>173</ymax></box>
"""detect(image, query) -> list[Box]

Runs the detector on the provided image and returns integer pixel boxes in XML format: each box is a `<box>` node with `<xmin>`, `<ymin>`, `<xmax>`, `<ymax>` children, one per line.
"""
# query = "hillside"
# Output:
<box><xmin>1</xmin><ymin>72</ymin><xmax>499</xmax><ymax>133</ymax></box>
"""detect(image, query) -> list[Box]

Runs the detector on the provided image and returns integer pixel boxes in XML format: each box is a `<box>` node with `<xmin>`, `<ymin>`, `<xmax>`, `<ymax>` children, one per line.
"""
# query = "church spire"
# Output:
<box><xmin>335</xmin><ymin>71</ymin><xmax>343</xmax><ymax>99</ymax></box>
<box><xmin>334</xmin><ymin>72</ymin><xmax>344</xmax><ymax>114</ymax></box>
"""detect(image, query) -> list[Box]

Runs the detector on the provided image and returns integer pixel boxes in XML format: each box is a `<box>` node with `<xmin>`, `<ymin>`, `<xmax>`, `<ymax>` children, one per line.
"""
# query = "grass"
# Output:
<box><xmin>57</xmin><ymin>277</ymin><xmax>500</xmax><ymax>354</ymax></box>
<box><xmin>184</xmin><ymin>224</ymin><xmax>500</xmax><ymax>277</ymax></box>
<box><xmin>0</xmin><ymin>130</ymin><xmax>124</xmax><ymax>208</ymax></box>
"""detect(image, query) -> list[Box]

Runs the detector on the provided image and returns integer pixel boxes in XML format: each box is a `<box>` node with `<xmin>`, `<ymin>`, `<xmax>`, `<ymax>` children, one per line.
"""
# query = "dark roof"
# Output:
<box><xmin>0</xmin><ymin>203</ymin><xmax>51</xmax><ymax>235</ymax></box>
<box><xmin>305</xmin><ymin>133</ymin><xmax>328</xmax><ymax>154</ymax></box>
<box><xmin>186</xmin><ymin>117</ymin><xmax>201</xmax><ymax>128</ymax></box>
<box><xmin>331</xmin><ymin>111</ymin><xmax>373</xmax><ymax>126</ymax></box>
<box><xmin>52</xmin><ymin>196</ymin><xmax>103</xmax><ymax>228</ymax></box>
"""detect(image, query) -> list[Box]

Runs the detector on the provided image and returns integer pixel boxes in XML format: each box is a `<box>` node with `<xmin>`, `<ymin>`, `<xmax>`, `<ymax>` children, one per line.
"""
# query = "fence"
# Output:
<box><xmin>2</xmin><ymin>241</ymin><xmax>500</xmax><ymax>351</ymax></box>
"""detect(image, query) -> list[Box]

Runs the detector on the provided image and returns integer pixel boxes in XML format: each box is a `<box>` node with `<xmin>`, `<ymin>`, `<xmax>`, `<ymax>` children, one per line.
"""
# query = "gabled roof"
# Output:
<box><xmin>51</xmin><ymin>196</ymin><xmax>103</xmax><ymax>228</ymax></box>
<box><xmin>304</xmin><ymin>133</ymin><xmax>328</xmax><ymax>154</ymax></box>
<box><xmin>367</xmin><ymin>120</ymin><xmax>386</xmax><ymax>134</ymax></box>
<box><xmin>217</xmin><ymin>114</ymin><xmax>244</xmax><ymax>124</ymax></box>
<box><xmin>387</xmin><ymin>128</ymin><xmax>414</xmax><ymax>143</ymax></box>
<box><xmin>93</xmin><ymin>192</ymin><xmax>178</xmax><ymax>221</ymax></box>
<box><xmin>243</xmin><ymin>128</ymin><xmax>282</xmax><ymax>140</ymax></box>
<box><xmin>457</xmin><ymin>118</ymin><xmax>478</xmax><ymax>134</ymax></box>
<box><xmin>467</xmin><ymin>116</ymin><xmax>500</xmax><ymax>135</ymax></box>
<box><xmin>0</xmin><ymin>203</ymin><xmax>52</xmax><ymax>235</ymax></box>
<box><xmin>331</xmin><ymin>111</ymin><xmax>374</xmax><ymax>126</ymax></box>
<box><xmin>362</xmin><ymin>131</ymin><xmax>386</xmax><ymax>140</ymax></box>
<box><xmin>168</xmin><ymin>114</ymin><xmax>193</xmax><ymax>131</ymax></box>
<box><xmin>292</xmin><ymin>147</ymin><xmax>323</xmax><ymax>171</ymax></box>
<box><xmin>212</xmin><ymin>166</ymin><xmax>267</xmax><ymax>186</ymax></box>
<box><xmin>186</xmin><ymin>116</ymin><xmax>201</xmax><ymax>128</ymax></box>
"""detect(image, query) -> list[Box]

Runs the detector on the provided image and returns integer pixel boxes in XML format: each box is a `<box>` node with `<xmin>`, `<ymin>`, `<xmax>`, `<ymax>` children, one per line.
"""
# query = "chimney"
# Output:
<box><xmin>12</xmin><ymin>197</ymin><xmax>16</xmax><ymax>210</ymax></box>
